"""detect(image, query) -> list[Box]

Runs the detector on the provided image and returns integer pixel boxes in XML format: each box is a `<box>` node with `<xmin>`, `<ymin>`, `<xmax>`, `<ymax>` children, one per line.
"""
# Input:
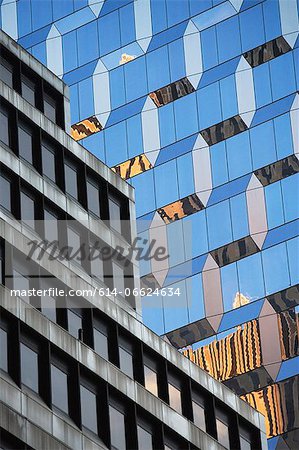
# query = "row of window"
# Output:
<box><xmin>0</xmin><ymin>46</ymin><xmax>64</xmax><ymax>129</ymax></box>
<box><xmin>0</xmin><ymin>101</ymin><xmax>129</xmax><ymax>238</ymax></box>
<box><xmin>0</xmin><ymin>309</ymin><xmax>259</xmax><ymax>450</ymax></box>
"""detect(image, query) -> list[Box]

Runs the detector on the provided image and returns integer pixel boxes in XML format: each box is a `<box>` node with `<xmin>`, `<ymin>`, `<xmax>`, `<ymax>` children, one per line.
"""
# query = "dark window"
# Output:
<box><xmin>216</xmin><ymin>409</ymin><xmax>230</xmax><ymax>449</ymax></box>
<box><xmin>44</xmin><ymin>93</ymin><xmax>56</xmax><ymax>123</ymax></box>
<box><xmin>0</xmin><ymin>56</ymin><xmax>13</xmax><ymax>87</ymax></box>
<box><xmin>192</xmin><ymin>393</ymin><xmax>206</xmax><ymax>431</ymax></box>
<box><xmin>109</xmin><ymin>195</ymin><xmax>121</xmax><ymax>233</ymax></box>
<box><xmin>90</xmin><ymin>241</ymin><xmax>104</xmax><ymax>281</ymax></box>
<box><xmin>20</xmin><ymin>191</ymin><xmax>35</xmax><ymax>228</ymax></box>
<box><xmin>87</xmin><ymin>179</ymin><xmax>101</xmax><ymax>217</ymax></box>
<box><xmin>18</xmin><ymin>123</ymin><xmax>33</xmax><ymax>164</ymax></box>
<box><xmin>67</xmin><ymin>309</ymin><xmax>82</xmax><ymax>339</ymax></box>
<box><xmin>112</xmin><ymin>261</ymin><xmax>125</xmax><ymax>296</ymax></box>
<box><xmin>94</xmin><ymin>324</ymin><xmax>109</xmax><ymax>360</ymax></box>
<box><xmin>21</xmin><ymin>75</ymin><xmax>35</xmax><ymax>106</ymax></box>
<box><xmin>80</xmin><ymin>384</ymin><xmax>98</xmax><ymax>434</ymax></box>
<box><xmin>44</xmin><ymin>209</ymin><xmax>59</xmax><ymax>243</ymax></box>
<box><xmin>42</xmin><ymin>142</ymin><xmax>56</xmax><ymax>182</ymax></box>
<box><xmin>65</xmin><ymin>162</ymin><xmax>78</xmax><ymax>199</ymax></box>
<box><xmin>137</xmin><ymin>424</ymin><xmax>153</xmax><ymax>450</ymax></box>
<box><xmin>51</xmin><ymin>363</ymin><xmax>68</xmax><ymax>414</ymax></box>
<box><xmin>0</xmin><ymin>327</ymin><xmax>8</xmax><ymax>372</ymax></box>
<box><xmin>168</xmin><ymin>380</ymin><xmax>182</xmax><ymax>414</ymax></box>
<box><xmin>67</xmin><ymin>226</ymin><xmax>82</xmax><ymax>265</ymax></box>
<box><xmin>109</xmin><ymin>405</ymin><xmax>126</xmax><ymax>450</ymax></box>
<box><xmin>40</xmin><ymin>279</ymin><xmax>56</xmax><ymax>322</ymax></box>
<box><xmin>144</xmin><ymin>364</ymin><xmax>158</xmax><ymax>397</ymax></box>
<box><xmin>20</xmin><ymin>342</ymin><xmax>38</xmax><ymax>393</ymax></box>
<box><xmin>119</xmin><ymin>341</ymin><xmax>133</xmax><ymax>378</ymax></box>
<box><xmin>0</xmin><ymin>108</ymin><xmax>9</xmax><ymax>146</ymax></box>
<box><xmin>0</xmin><ymin>174</ymin><xmax>11</xmax><ymax>212</ymax></box>
<box><xmin>240</xmin><ymin>426</ymin><xmax>252</xmax><ymax>450</ymax></box>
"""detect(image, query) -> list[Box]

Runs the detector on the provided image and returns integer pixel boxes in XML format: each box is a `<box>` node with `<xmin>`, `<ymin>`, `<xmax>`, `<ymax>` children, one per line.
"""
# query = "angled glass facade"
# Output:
<box><xmin>1</xmin><ymin>0</ymin><xmax>298</xmax><ymax>448</ymax></box>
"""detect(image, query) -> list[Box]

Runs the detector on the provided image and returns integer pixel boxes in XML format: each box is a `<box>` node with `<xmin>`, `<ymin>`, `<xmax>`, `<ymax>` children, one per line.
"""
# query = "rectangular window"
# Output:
<box><xmin>192</xmin><ymin>397</ymin><xmax>206</xmax><ymax>431</ymax></box>
<box><xmin>90</xmin><ymin>241</ymin><xmax>104</xmax><ymax>281</ymax></box>
<box><xmin>40</xmin><ymin>293</ymin><xmax>56</xmax><ymax>322</ymax></box>
<box><xmin>240</xmin><ymin>426</ymin><xmax>252</xmax><ymax>450</ymax></box>
<box><xmin>20</xmin><ymin>342</ymin><xmax>38</xmax><ymax>393</ymax></box>
<box><xmin>137</xmin><ymin>424</ymin><xmax>153</xmax><ymax>450</ymax></box>
<box><xmin>20</xmin><ymin>191</ymin><xmax>35</xmax><ymax>229</ymax></box>
<box><xmin>0</xmin><ymin>108</ymin><xmax>9</xmax><ymax>146</ymax></box>
<box><xmin>119</xmin><ymin>344</ymin><xmax>133</xmax><ymax>378</ymax></box>
<box><xmin>144</xmin><ymin>365</ymin><xmax>158</xmax><ymax>397</ymax></box>
<box><xmin>168</xmin><ymin>382</ymin><xmax>182</xmax><ymax>414</ymax></box>
<box><xmin>109</xmin><ymin>195</ymin><xmax>121</xmax><ymax>233</ymax></box>
<box><xmin>51</xmin><ymin>363</ymin><xmax>69</xmax><ymax>414</ymax></box>
<box><xmin>13</xmin><ymin>269</ymin><xmax>30</xmax><ymax>303</ymax></box>
<box><xmin>109</xmin><ymin>405</ymin><xmax>126</xmax><ymax>450</ymax></box>
<box><xmin>0</xmin><ymin>327</ymin><xmax>8</xmax><ymax>372</ymax></box>
<box><xmin>0</xmin><ymin>174</ymin><xmax>11</xmax><ymax>212</ymax></box>
<box><xmin>112</xmin><ymin>261</ymin><xmax>125</xmax><ymax>296</ymax></box>
<box><xmin>18</xmin><ymin>124</ymin><xmax>33</xmax><ymax>164</ymax></box>
<box><xmin>0</xmin><ymin>56</ymin><xmax>13</xmax><ymax>87</ymax></box>
<box><xmin>216</xmin><ymin>410</ymin><xmax>230</xmax><ymax>449</ymax></box>
<box><xmin>44</xmin><ymin>209</ymin><xmax>59</xmax><ymax>243</ymax></box>
<box><xmin>67</xmin><ymin>309</ymin><xmax>82</xmax><ymax>339</ymax></box>
<box><xmin>44</xmin><ymin>93</ymin><xmax>56</xmax><ymax>123</ymax></box>
<box><xmin>80</xmin><ymin>384</ymin><xmax>98</xmax><ymax>434</ymax></box>
<box><xmin>65</xmin><ymin>162</ymin><xmax>78</xmax><ymax>200</ymax></box>
<box><xmin>21</xmin><ymin>75</ymin><xmax>35</xmax><ymax>106</ymax></box>
<box><xmin>67</xmin><ymin>226</ymin><xmax>81</xmax><ymax>265</ymax></box>
<box><xmin>94</xmin><ymin>326</ymin><xmax>109</xmax><ymax>360</ymax></box>
<box><xmin>42</xmin><ymin>142</ymin><xmax>56</xmax><ymax>182</ymax></box>
<box><xmin>87</xmin><ymin>180</ymin><xmax>101</xmax><ymax>217</ymax></box>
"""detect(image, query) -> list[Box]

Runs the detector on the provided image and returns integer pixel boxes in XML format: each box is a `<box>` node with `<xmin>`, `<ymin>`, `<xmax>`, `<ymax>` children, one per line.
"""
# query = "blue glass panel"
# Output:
<box><xmin>168</xmin><ymin>38</ymin><xmax>186</xmax><ymax>82</ymax></box>
<box><xmin>207</xmin><ymin>200</ymin><xmax>232</xmax><ymax>249</ymax></box>
<box><xmin>69</xmin><ymin>84</ymin><xmax>80</xmax><ymax>124</ymax></box>
<box><xmin>263</xmin><ymin>220</ymin><xmax>299</xmax><ymax>249</ymax></box>
<box><xmin>138</xmin><ymin>230</ymin><xmax>151</xmax><ymax>276</ymax></box>
<box><xmin>277</xmin><ymin>356</ymin><xmax>299</xmax><ymax>382</ymax></box>
<box><xmin>262</xmin><ymin>243</ymin><xmax>290</xmax><ymax>295</ymax></box>
<box><xmin>136</xmin><ymin>212</ymin><xmax>155</xmax><ymax>234</ymax></box>
<box><xmin>154</xmin><ymin>159</ymin><xmax>179</xmax><ymax>206</ymax></box>
<box><xmin>63</xmin><ymin>60</ymin><xmax>97</xmax><ymax>86</ymax></box>
<box><xmin>131</xmin><ymin>170</ymin><xmax>156</xmax><ymax>217</ymax></box>
<box><xmin>262</xmin><ymin>0</ymin><xmax>281</xmax><ymax>41</ymax></box>
<box><xmin>18</xmin><ymin>24</ymin><xmax>52</xmax><ymax>49</ymax></box>
<box><xmin>192</xmin><ymin>1</ymin><xmax>236</xmax><ymax>31</ymax></box>
<box><xmin>274</xmin><ymin>113</ymin><xmax>294</xmax><ymax>160</ymax></box>
<box><xmin>107</xmin><ymin>97</ymin><xmax>146</xmax><ymax>128</ymax></box>
<box><xmin>56</xmin><ymin>8</ymin><xmax>96</xmax><ymax>34</ymax></box>
<box><xmin>253</xmin><ymin>64</ymin><xmax>272</xmax><ymax>109</ymax></box>
<box><xmin>98</xmin><ymin>10</ymin><xmax>120</xmax><ymax>56</ymax></box>
<box><xmin>74</xmin><ymin>0</ymin><xmax>88</xmax><ymax>10</ymax></box>
<box><xmin>127</xmin><ymin>115</ymin><xmax>144</xmax><ymax>159</ymax></box>
<box><xmin>287</xmin><ymin>237</ymin><xmax>299</xmax><ymax>285</ymax></box>
<box><xmin>226</xmin><ymin>131</ymin><xmax>252</xmax><ymax>179</ymax></box>
<box><xmin>77</xmin><ymin>21</ymin><xmax>99</xmax><ymax>67</ymax></box>
<box><xmin>208</xmin><ymin>174</ymin><xmax>250</xmax><ymax>207</ymax></box>
<box><xmin>187</xmin><ymin>274</ymin><xmax>205</xmax><ymax>322</ymax></box>
<box><xmin>82</xmin><ymin>132</ymin><xmax>105</xmax><ymax>163</ymax></box>
<box><xmin>221</xmin><ymin>263</ymin><xmax>239</xmax><ymax>312</ymax></box>
<box><xmin>151</xmin><ymin>0</ymin><xmax>167</xmax><ymax>34</ymax></box>
<box><xmin>109</xmin><ymin>66</ymin><xmax>126</xmax><ymax>110</ymax></box>
<box><xmin>237</xmin><ymin>252</ymin><xmax>265</xmax><ymax>301</ymax></box>
<box><xmin>174</xmin><ymin>93</ymin><xmax>199</xmax><ymax>141</ymax></box>
<box><xmin>142</xmin><ymin>294</ymin><xmax>165</xmax><ymax>335</ymax></box>
<box><xmin>158</xmin><ymin>103</ymin><xmax>176</xmax><ymax>149</ymax></box>
<box><xmin>124</xmin><ymin>57</ymin><xmax>148</xmax><ymax>102</ymax></box>
<box><xmin>267</xmin><ymin>437</ymin><xmax>280</xmax><ymax>450</ymax></box>
<box><xmin>240</xmin><ymin>0</ymin><xmax>265</xmax><ymax>11</ymax></box>
<box><xmin>265</xmin><ymin>182</ymin><xmax>284</xmax><ymax>229</ymax></box>
<box><xmin>100</xmin><ymin>0</ymin><xmax>131</xmax><ymax>16</ymax></box>
<box><xmin>166</xmin><ymin>0</ymin><xmax>189</xmax><ymax>27</ymax></box>
<box><xmin>78</xmin><ymin>78</ymin><xmax>95</xmax><ymax>119</ymax></box>
<box><xmin>200</xmin><ymin>57</ymin><xmax>239</xmax><ymax>89</ymax></box>
<box><xmin>164</xmin><ymin>255</ymin><xmax>206</xmax><ymax>286</ymax></box>
<box><xmin>218</xmin><ymin>299</ymin><xmax>263</xmax><ymax>332</ymax></box>
<box><xmin>163</xmin><ymin>280</ymin><xmax>189</xmax><ymax>332</ymax></box>
<box><xmin>197</xmin><ymin>82</ymin><xmax>221</xmax><ymax>129</ymax></box>
<box><xmin>157</xmin><ymin>130</ymin><xmax>197</xmax><ymax>165</ymax></box>
<box><xmin>63</xmin><ymin>31</ymin><xmax>78</xmax><ymax>74</ymax></box>
<box><xmin>119</xmin><ymin>3</ymin><xmax>135</xmax><ymax>47</ymax></box>
<box><xmin>210</xmin><ymin>141</ymin><xmax>228</xmax><ymax>186</ymax></box>
<box><xmin>187</xmin><ymin>210</ymin><xmax>208</xmax><ymax>257</ymax></box>
<box><xmin>281</xmin><ymin>173</ymin><xmax>299</xmax><ymax>223</ymax></box>
<box><xmin>230</xmin><ymin>193</ymin><xmax>249</xmax><ymax>241</ymax></box>
<box><xmin>269</xmin><ymin>53</ymin><xmax>296</xmax><ymax>102</ymax></box>
<box><xmin>104</xmin><ymin>121</ymin><xmax>128</xmax><ymax>166</ymax></box>
<box><xmin>53</xmin><ymin>0</ymin><xmax>74</xmax><ymax>22</ymax></box>
<box><xmin>31</xmin><ymin>42</ymin><xmax>47</xmax><ymax>67</ymax></box>
<box><xmin>250</xmin><ymin>121</ymin><xmax>277</xmax><ymax>169</ymax></box>
<box><xmin>220</xmin><ymin>74</ymin><xmax>238</xmax><ymax>120</ymax></box>
<box><xmin>146</xmin><ymin>46</ymin><xmax>170</xmax><ymax>92</ymax></box>
<box><xmin>177</xmin><ymin>152</ymin><xmax>194</xmax><ymax>198</ymax></box>
<box><xmin>167</xmin><ymin>221</ymin><xmax>185</xmax><ymax>267</ymax></box>
<box><xmin>148</xmin><ymin>21</ymin><xmax>187</xmax><ymax>52</ymax></box>
<box><xmin>294</xmin><ymin>48</ymin><xmax>299</xmax><ymax>90</ymax></box>
<box><xmin>239</xmin><ymin>4</ymin><xmax>265</xmax><ymax>52</ymax></box>
<box><xmin>201</xmin><ymin>26</ymin><xmax>218</xmax><ymax>71</ymax></box>
<box><xmin>17</xmin><ymin>0</ymin><xmax>32</xmax><ymax>37</ymax></box>
<box><xmin>189</xmin><ymin>0</ymin><xmax>212</xmax><ymax>16</ymax></box>
<box><xmin>31</xmin><ymin>0</ymin><xmax>52</xmax><ymax>31</ymax></box>
<box><xmin>251</xmin><ymin>93</ymin><xmax>295</xmax><ymax>128</ymax></box>
<box><xmin>216</xmin><ymin>15</ymin><xmax>241</xmax><ymax>63</ymax></box>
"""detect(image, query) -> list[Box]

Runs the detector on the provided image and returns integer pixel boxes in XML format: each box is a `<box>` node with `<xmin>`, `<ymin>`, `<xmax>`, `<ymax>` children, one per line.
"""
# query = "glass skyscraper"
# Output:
<box><xmin>1</xmin><ymin>0</ymin><xmax>298</xmax><ymax>448</ymax></box>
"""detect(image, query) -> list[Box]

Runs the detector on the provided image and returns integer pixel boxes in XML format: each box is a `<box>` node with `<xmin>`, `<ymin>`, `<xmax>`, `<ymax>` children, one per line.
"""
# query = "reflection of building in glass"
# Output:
<box><xmin>233</xmin><ymin>292</ymin><xmax>250</xmax><ymax>309</ymax></box>
<box><xmin>1</xmin><ymin>0</ymin><xmax>298</xmax><ymax>447</ymax></box>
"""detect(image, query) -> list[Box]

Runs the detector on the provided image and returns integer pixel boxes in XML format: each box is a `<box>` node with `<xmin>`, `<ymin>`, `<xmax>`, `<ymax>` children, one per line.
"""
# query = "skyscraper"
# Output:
<box><xmin>1</xmin><ymin>1</ymin><xmax>298</xmax><ymax>448</ymax></box>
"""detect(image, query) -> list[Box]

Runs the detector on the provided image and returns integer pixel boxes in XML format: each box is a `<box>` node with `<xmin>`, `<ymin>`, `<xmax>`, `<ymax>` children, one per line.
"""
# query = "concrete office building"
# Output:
<box><xmin>0</xmin><ymin>0</ymin><xmax>298</xmax><ymax>448</ymax></box>
<box><xmin>0</xmin><ymin>30</ymin><xmax>266</xmax><ymax>450</ymax></box>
